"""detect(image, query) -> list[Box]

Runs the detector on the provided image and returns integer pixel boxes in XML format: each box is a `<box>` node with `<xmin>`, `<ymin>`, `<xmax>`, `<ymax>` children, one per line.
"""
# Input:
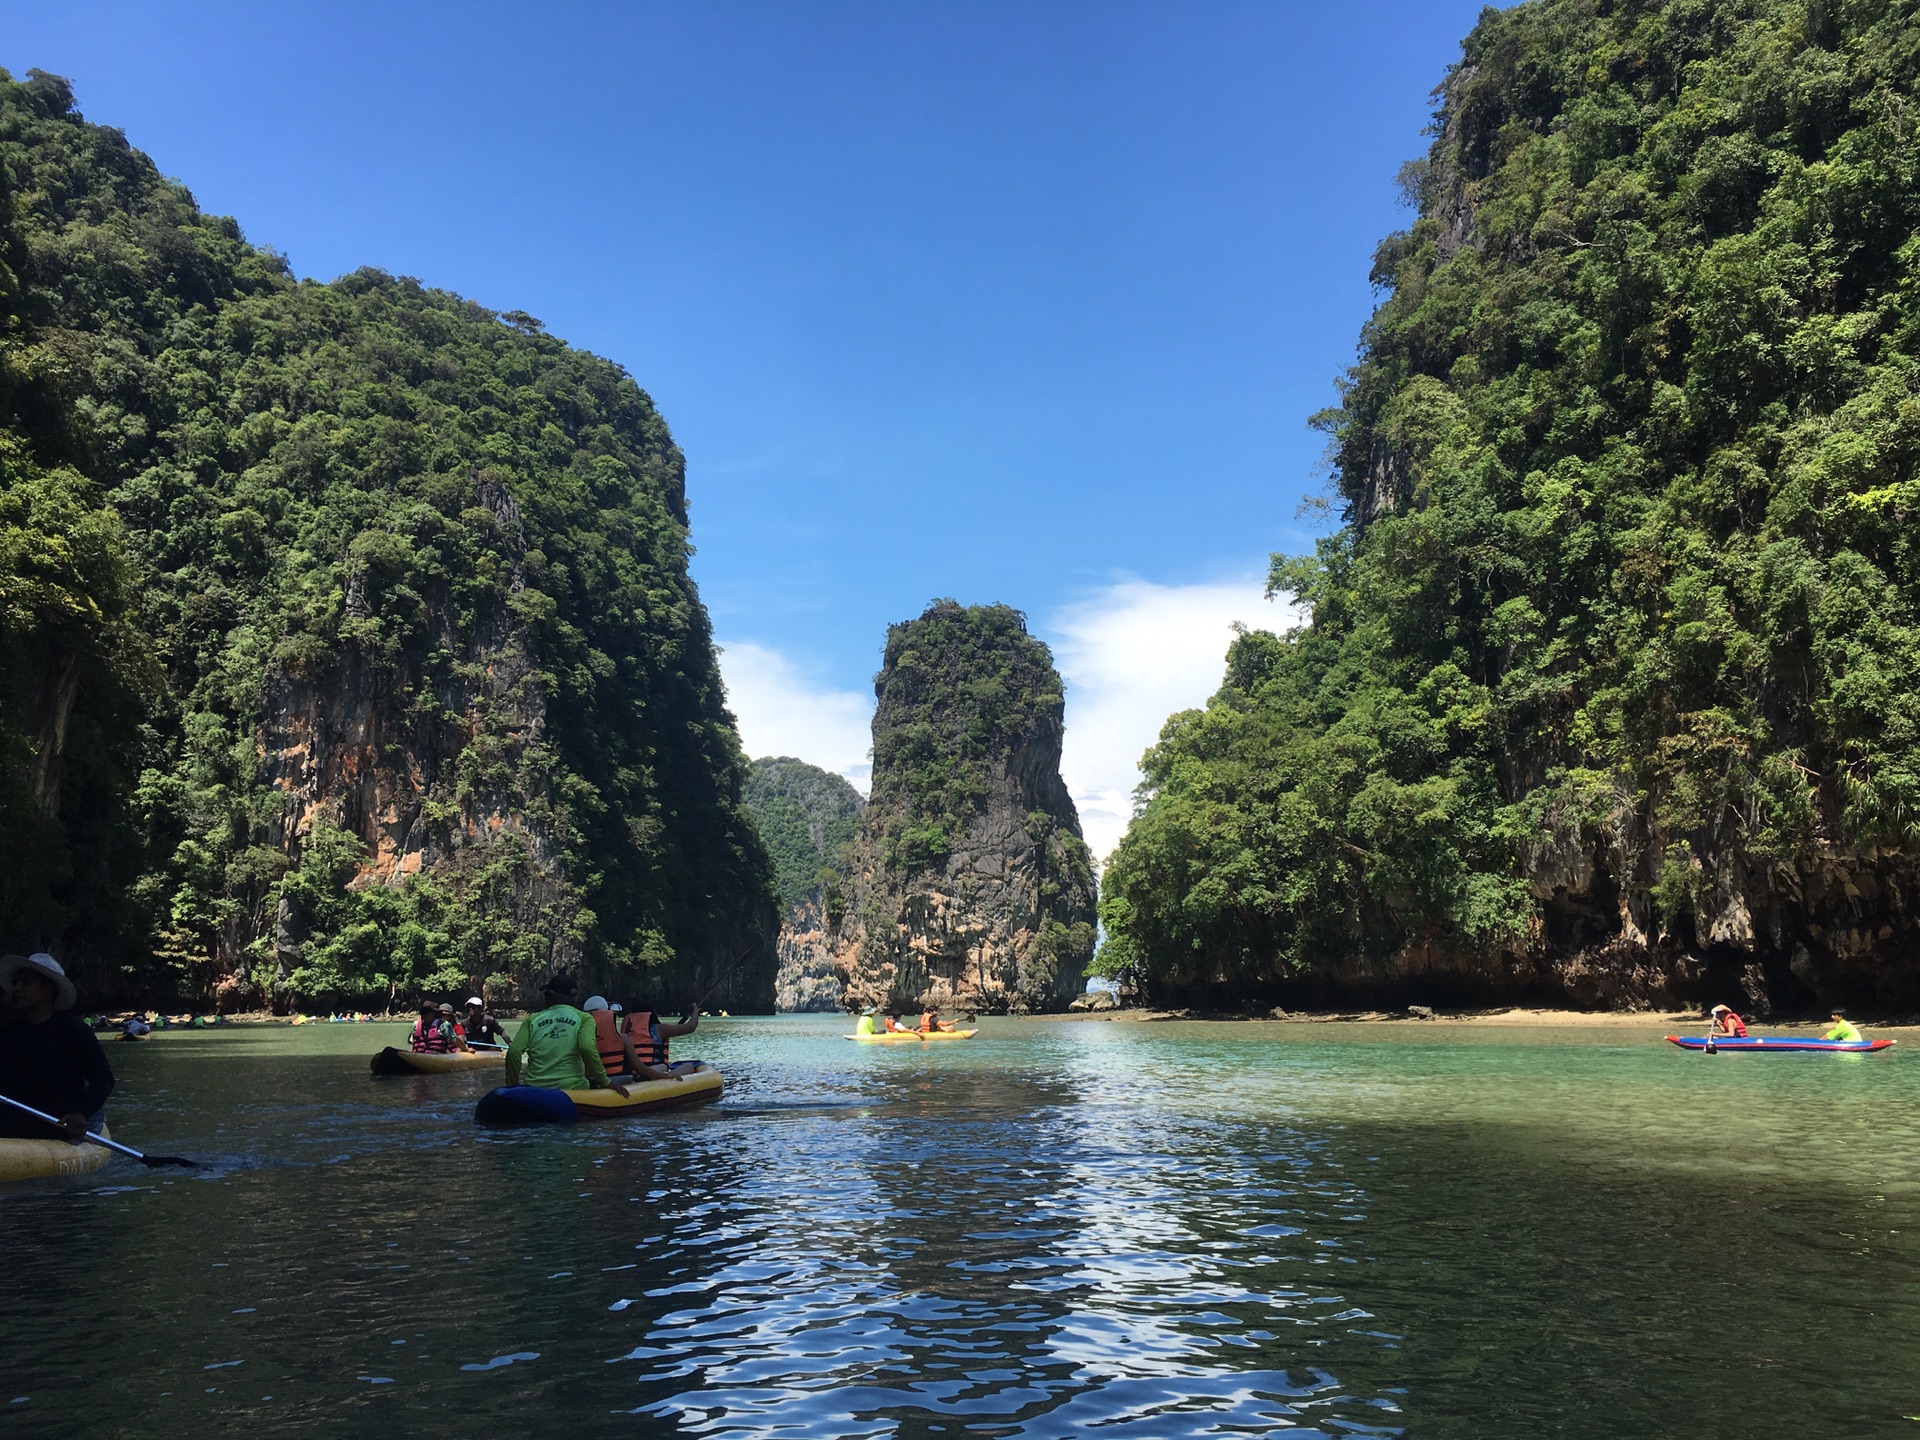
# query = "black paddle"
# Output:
<box><xmin>0</xmin><ymin>1093</ymin><xmax>199</xmax><ymax>1168</ymax></box>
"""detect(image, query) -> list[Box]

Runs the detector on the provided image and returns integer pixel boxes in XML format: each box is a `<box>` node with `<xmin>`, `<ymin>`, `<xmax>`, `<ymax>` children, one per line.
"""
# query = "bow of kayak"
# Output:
<box><xmin>0</xmin><ymin>1126</ymin><xmax>113</xmax><ymax>1183</ymax></box>
<box><xmin>372</xmin><ymin>1046</ymin><xmax>506</xmax><ymax>1076</ymax></box>
<box><xmin>1666</xmin><ymin>1036</ymin><xmax>1895</xmax><ymax>1052</ymax></box>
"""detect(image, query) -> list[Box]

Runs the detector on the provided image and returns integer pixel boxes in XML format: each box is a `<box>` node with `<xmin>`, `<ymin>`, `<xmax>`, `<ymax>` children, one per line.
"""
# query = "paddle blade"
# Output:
<box><xmin>137</xmin><ymin>1154</ymin><xmax>200</xmax><ymax>1168</ymax></box>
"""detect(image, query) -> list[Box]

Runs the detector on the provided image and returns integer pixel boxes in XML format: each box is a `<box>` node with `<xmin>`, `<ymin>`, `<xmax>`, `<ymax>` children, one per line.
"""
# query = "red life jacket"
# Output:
<box><xmin>622</xmin><ymin>1011</ymin><xmax>665</xmax><ymax>1066</ymax></box>
<box><xmin>1716</xmin><ymin>1011</ymin><xmax>1748</xmax><ymax>1037</ymax></box>
<box><xmin>410</xmin><ymin>1019</ymin><xmax>451</xmax><ymax>1054</ymax></box>
<box><xmin>590</xmin><ymin>1008</ymin><xmax>626</xmax><ymax>1073</ymax></box>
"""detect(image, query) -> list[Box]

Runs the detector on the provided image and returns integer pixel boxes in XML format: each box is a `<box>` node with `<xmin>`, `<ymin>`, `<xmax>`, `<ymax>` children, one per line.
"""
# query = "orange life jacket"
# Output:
<box><xmin>590</xmin><ymin>1008</ymin><xmax>626</xmax><ymax>1073</ymax></box>
<box><xmin>622</xmin><ymin>1011</ymin><xmax>665</xmax><ymax>1066</ymax></box>
<box><xmin>920</xmin><ymin>1011</ymin><xmax>938</xmax><ymax>1032</ymax></box>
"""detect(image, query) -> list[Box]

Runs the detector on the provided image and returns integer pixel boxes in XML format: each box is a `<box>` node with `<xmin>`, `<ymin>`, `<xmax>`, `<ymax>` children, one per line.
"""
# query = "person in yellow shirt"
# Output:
<box><xmin>1823</xmin><ymin>1008</ymin><xmax>1863</xmax><ymax>1042</ymax></box>
<box><xmin>504</xmin><ymin>974</ymin><xmax>628</xmax><ymax>1094</ymax></box>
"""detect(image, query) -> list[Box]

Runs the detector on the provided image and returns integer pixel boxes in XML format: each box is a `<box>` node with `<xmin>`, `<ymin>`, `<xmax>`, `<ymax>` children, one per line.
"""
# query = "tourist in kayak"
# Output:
<box><xmin>439</xmin><ymin>1002</ymin><xmax>467</xmax><ymax>1049</ymax></box>
<box><xmin>918</xmin><ymin>1007</ymin><xmax>957</xmax><ymax>1033</ymax></box>
<box><xmin>1709</xmin><ymin>1004</ymin><xmax>1748</xmax><ymax>1038</ymax></box>
<box><xmin>504</xmin><ymin>974</ymin><xmax>635</xmax><ymax>1093</ymax></box>
<box><xmin>854</xmin><ymin>1007</ymin><xmax>877</xmax><ymax>1036</ymax></box>
<box><xmin>1824</xmin><ymin>1008</ymin><xmax>1863</xmax><ymax>1042</ymax></box>
<box><xmin>0</xmin><ymin>953</ymin><xmax>114</xmax><ymax>1142</ymax></box>
<box><xmin>410</xmin><ymin>1002</ymin><xmax>455</xmax><ymax>1054</ymax></box>
<box><xmin>620</xmin><ymin>999</ymin><xmax>700</xmax><ymax>1070</ymax></box>
<box><xmin>462</xmin><ymin>996</ymin><xmax>509</xmax><ymax>1047</ymax></box>
<box><xmin>882</xmin><ymin>1012</ymin><xmax>915</xmax><ymax>1035</ymax></box>
<box><xmin>583</xmin><ymin>995</ymin><xmax>676</xmax><ymax>1082</ymax></box>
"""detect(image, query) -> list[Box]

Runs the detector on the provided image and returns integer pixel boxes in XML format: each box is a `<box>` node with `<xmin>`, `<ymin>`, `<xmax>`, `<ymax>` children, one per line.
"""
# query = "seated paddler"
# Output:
<box><xmin>409</xmin><ymin>1002</ymin><xmax>455</xmax><ymax>1054</ymax></box>
<box><xmin>620</xmin><ymin>998</ymin><xmax>700</xmax><ymax>1071</ymax></box>
<box><xmin>0</xmin><ymin>952</ymin><xmax>115</xmax><ymax>1142</ymax></box>
<box><xmin>1709</xmin><ymin>1004</ymin><xmax>1747</xmax><ymax>1038</ymax></box>
<box><xmin>1824</xmin><ymin>1008</ymin><xmax>1863</xmax><ymax>1042</ymax></box>
<box><xmin>504</xmin><ymin>974</ymin><xmax>630</xmax><ymax>1094</ymax></box>
<box><xmin>584</xmin><ymin>995</ymin><xmax>679</xmax><ymax>1083</ymax></box>
<box><xmin>462</xmin><ymin>996</ymin><xmax>509</xmax><ymax>1047</ymax></box>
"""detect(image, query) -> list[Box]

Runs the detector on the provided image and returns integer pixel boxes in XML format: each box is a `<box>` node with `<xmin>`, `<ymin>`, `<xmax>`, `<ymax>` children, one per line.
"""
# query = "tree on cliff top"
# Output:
<box><xmin>0</xmin><ymin>69</ymin><xmax>776</xmax><ymax>1006</ymax></box>
<box><xmin>1100</xmin><ymin>0</ymin><xmax>1920</xmax><ymax>1006</ymax></box>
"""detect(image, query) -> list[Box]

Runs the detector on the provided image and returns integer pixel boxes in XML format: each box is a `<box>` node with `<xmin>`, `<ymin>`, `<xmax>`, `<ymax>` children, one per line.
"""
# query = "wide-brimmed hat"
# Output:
<box><xmin>1710</xmin><ymin>1004</ymin><xmax>1730</xmax><ymax>1014</ymax></box>
<box><xmin>583</xmin><ymin>995</ymin><xmax>609</xmax><ymax>1012</ymax></box>
<box><xmin>0</xmin><ymin>952</ymin><xmax>77</xmax><ymax>1010</ymax></box>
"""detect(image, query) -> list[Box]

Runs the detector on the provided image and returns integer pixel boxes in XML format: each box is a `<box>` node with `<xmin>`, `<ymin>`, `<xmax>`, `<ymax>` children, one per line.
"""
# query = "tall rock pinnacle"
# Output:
<box><xmin>832</xmin><ymin>601</ymin><xmax>1096</xmax><ymax>1014</ymax></box>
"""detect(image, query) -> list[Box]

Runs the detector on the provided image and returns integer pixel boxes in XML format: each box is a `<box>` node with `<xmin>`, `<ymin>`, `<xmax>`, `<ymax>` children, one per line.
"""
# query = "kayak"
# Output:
<box><xmin>371</xmin><ymin>1046</ymin><xmax>506</xmax><ymax>1076</ymax></box>
<box><xmin>0</xmin><ymin>1126</ymin><xmax>113</xmax><ymax>1183</ymax></box>
<box><xmin>474</xmin><ymin>1065</ymin><xmax>723</xmax><ymax>1124</ymax></box>
<box><xmin>1666</xmin><ymin>1036</ymin><xmax>1895</xmax><ymax>1053</ymax></box>
<box><xmin>847</xmin><ymin>1028</ymin><xmax>977</xmax><ymax>1043</ymax></box>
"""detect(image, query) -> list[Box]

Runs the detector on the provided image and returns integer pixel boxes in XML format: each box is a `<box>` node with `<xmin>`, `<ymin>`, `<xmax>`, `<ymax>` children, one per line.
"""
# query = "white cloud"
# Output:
<box><xmin>716</xmin><ymin>640</ymin><xmax>873</xmax><ymax>792</ymax></box>
<box><xmin>1046</xmin><ymin>575</ymin><xmax>1299</xmax><ymax>864</ymax></box>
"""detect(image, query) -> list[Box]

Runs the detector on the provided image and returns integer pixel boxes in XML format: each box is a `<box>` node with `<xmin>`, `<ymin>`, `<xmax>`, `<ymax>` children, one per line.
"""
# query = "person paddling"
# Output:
<box><xmin>1824</xmin><ymin>1008</ymin><xmax>1864</xmax><ymax>1042</ymax></box>
<box><xmin>882</xmin><ymin>1012</ymin><xmax>915</xmax><ymax>1035</ymax></box>
<box><xmin>854</xmin><ymin>1007</ymin><xmax>877</xmax><ymax>1036</ymax></box>
<box><xmin>1709</xmin><ymin>1004</ymin><xmax>1748</xmax><ymax>1038</ymax></box>
<box><xmin>463</xmin><ymin>996</ymin><xmax>508</xmax><ymax>1047</ymax></box>
<box><xmin>0</xmin><ymin>953</ymin><xmax>115</xmax><ymax>1143</ymax></box>
<box><xmin>621</xmin><ymin>999</ymin><xmax>699</xmax><ymax>1071</ymax></box>
<box><xmin>504</xmin><ymin>974</ymin><xmax>630</xmax><ymax>1094</ymax></box>
<box><xmin>410</xmin><ymin>1002</ymin><xmax>454</xmax><ymax>1054</ymax></box>
<box><xmin>583</xmin><ymin>995</ymin><xmax>680</xmax><ymax>1083</ymax></box>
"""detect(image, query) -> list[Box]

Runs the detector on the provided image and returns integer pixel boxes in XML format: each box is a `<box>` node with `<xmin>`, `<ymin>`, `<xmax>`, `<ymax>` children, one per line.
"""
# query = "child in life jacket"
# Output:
<box><xmin>410</xmin><ymin>1003</ymin><xmax>454</xmax><ymax>1053</ymax></box>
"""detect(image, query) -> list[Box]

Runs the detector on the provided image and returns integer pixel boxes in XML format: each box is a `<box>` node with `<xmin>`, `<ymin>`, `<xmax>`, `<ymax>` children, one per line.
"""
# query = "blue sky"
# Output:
<box><xmin>9</xmin><ymin>0</ymin><xmax>1490</xmax><ymax>854</ymax></box>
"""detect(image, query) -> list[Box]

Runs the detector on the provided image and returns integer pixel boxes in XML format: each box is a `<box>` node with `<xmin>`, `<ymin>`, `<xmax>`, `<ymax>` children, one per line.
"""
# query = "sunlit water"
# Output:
<box><xmin>5</xmin><ymin>1015</ymin><xmax>1919</xmax><ymax>1437</ymax></box>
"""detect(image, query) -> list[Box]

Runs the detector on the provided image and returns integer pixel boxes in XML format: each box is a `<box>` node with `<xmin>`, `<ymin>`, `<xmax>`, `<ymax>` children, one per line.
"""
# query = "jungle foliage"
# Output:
<box><xmin>0</xmin><ymin>70</ymin><xmax>774</xmax><ymax>1006</ymax></box>
<box><xmin>740</xmin><ymin>756</ymin><xmax>864</xmax><ymax>914</ymax></box>
<box><xmin>1099</xmin><ymin>0</ymin><xmax>1920</xmax><ymax>995</ymax></box>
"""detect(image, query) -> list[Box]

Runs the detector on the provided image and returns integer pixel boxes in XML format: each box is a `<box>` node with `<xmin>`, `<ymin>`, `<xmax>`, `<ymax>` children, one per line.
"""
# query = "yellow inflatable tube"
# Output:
<box><xmin>0</xmin><ymin>1126</ymin><xmax>114</xmax><ymax>1183</ymax></box>
<box><xmin>371</xmin><ymin>1047</ymin><xmax>506</xmax><ymax>1076</ymax></box>
<box><xmin>847</xmin><ymin>1028</ymin><xmax>977</xmax><ymax>1043</ymax></box>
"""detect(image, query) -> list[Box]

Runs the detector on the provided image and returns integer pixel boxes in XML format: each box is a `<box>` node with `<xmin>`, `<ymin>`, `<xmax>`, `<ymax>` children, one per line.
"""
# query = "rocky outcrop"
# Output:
<box><xmin>832</xmin><ymin>601</ymin><xmax>1095</xmax><ymax>1014</ymax></box>
<box><xmin>740</xmin><ymin>756</ymin><xmax>866</xmax><ymax>1012</ymax></box>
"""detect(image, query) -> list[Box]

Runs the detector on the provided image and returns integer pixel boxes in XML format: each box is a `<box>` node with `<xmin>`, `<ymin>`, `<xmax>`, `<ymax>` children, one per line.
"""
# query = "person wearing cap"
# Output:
<box><xmin>1824</xmin><ymin>1008</ymin><xmax>1864</xmax><ymax>1042</ymax></box>
<box><xmin>437</xmin><ymin>1002</ymin><xmax>470</xmax><ymax>1050</ymax></box>
<box><xmin>503</xmin><ymin>974</ymin><xmax>632</xmax><ymax>1094</ymax></box>
<box><xmin>0</xmin><ymin>953</ymin><xmax>115</xmax><ymax>1142</ymax></box>
<box><xmin>1709</xmin><ymin>1004</ymin><xmax>1748</xmax><ymax>1038</ymax></box>
<box><xmin>462</xmin><ymin>996</ymin><xmax>509</xmax><ymax>1048</ymax></box>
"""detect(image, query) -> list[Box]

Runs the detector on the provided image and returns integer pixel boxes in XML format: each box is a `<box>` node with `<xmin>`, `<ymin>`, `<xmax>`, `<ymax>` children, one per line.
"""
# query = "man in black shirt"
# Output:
<box><xmin>461</xmin><ymin>996</ymin><xmax>509</xmax><ymax>1047</ymax></box>
<box><xmin>0</xmin><ymin>953</ymin><xmax>114</xmax><ymax>1141</ymax></box>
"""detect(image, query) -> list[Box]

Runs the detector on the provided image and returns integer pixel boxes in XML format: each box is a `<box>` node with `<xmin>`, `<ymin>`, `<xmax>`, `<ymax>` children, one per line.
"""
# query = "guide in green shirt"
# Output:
<box><xmin>504</xmin><ymin>974</ymin><xmax>625</xmax><ymax>1092</ymax></box>
<box><xmin>1823</xmin><ymin>1009</ymin><xmax>1864</xmax><ymax>1043</ymax></box>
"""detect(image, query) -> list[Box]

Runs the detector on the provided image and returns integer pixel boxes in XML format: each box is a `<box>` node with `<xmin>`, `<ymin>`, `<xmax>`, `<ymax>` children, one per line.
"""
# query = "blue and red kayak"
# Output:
<box><xmin>1666</xmin><ymin>1035</ymin><xmax>1894</xmax><ymax>1053</ymax></box>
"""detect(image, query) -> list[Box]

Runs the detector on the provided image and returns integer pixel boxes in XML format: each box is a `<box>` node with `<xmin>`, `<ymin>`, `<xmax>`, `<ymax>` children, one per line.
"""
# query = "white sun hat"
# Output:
<box><xmin>583</xmin><ymin>995</ymin><xmax>609</xmax><ymax>1011</ymax></box>
<box><xmin>0</xmin><ymin>952</ymin><xmax>77</xmax><ymax>1011</ymax></box>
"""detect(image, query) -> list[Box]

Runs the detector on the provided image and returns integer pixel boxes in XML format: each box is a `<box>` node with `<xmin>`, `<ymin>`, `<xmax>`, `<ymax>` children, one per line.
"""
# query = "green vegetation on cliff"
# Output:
<box><xmin>741</xmin><ymin>756</ymin><xmax>864</xmax><ymax>913</ymax></box>
<box><xmin>0</xmin><ymin>70</ymin><xmax>775</xmax><ymax>1006</ymax></box>
<box><xmin>1100</xmin><ymin>0</ymin><xmax>1920</xmax><ymax>1002</ymax></box>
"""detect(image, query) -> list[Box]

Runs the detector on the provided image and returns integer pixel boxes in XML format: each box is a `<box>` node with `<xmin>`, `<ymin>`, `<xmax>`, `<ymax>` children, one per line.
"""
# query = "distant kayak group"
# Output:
<box><xmin>1667</xmin><ymin>1004</ymin><xmax>1894</xmax><ymax>1053</ymax></box>
<box><xmin>849</xmin><ymin>1007</ymin><xmax>978</xmax><ymax>1043</ymax></box>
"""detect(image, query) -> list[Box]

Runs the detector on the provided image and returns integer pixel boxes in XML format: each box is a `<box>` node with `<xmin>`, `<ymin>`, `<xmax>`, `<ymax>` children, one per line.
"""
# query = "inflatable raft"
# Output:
<box><xmin>371</xmin><ymin>1046</ymin><xmax>507</xmax><ymax>1076</ymax></box>
<box><xmin>474</xmin><ymin>1065</ymin><xmax>723</xmax><ymax>1124</ymax></box>
<box><xmin>1666</xmin><ymin>1036</ymin><xmax>1895</xmax><ymax>1053</ymax></box>
<box><xmin>0</xmin><ymin>1127</ymin><xmax>113</xmax><ymax>1183</ymax></box>
<box><xmin>847</xmin><ymin>1028</ymin><xmax>977</xmax><ymax>1043</ymax></box>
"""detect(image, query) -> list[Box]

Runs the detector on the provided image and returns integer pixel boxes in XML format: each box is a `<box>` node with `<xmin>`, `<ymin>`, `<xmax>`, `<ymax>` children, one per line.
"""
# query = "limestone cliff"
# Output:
<box><xmin>740</xmin><ymin>756</ymin><xmax>864</xmax><ymax>1012</ymax></box>
<box><xmin>832</xmin><ymin>601</ymin><xmax>1095</xmax><ymax>1014</ymax></box>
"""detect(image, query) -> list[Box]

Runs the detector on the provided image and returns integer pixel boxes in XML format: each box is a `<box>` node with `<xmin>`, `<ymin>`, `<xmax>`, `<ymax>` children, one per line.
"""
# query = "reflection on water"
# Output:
<box><xmin>4</xmin><ymin>1016</ymin><xmax>1919</xmax><ymax>1437</ymax></box>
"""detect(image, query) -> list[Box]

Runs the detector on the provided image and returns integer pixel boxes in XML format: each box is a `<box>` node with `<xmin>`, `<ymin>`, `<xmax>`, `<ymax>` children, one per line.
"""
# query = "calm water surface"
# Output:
<box><xmin>4</xmin><ymin>1015</ymin><xmax>1918</xmax><ymax>1437</ymax></box>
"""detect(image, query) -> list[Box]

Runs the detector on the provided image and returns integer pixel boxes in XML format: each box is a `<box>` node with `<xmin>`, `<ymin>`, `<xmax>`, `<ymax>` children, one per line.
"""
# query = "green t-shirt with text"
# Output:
<box><xmin>505</xmin><ymin>1004</ymin><xmax>609</xmax><ymax>1090</ymax></box>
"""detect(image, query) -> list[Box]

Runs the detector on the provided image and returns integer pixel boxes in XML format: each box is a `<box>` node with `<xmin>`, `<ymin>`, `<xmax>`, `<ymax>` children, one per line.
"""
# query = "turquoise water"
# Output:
<box><xmin>5</xmin><ymin>1015</ymin><xmax>1919</xmax><ymax>1437</ymax></box>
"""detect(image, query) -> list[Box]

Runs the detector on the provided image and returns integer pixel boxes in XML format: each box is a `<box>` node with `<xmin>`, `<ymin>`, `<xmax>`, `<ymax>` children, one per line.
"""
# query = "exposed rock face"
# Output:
<box><xmin>740</xmin><ymin>756</ymin><xmax>865</xmax><ymax>1013</ymax></box>
<box><xmin>832</xmin><ymin>601</ymin><xmax>1095</xmax><ymax>1014</ymax></box>
<box><xmin>774</xmin><ymin>897</ymin><xmax>842</xmax><ymax>1013</ymax></box>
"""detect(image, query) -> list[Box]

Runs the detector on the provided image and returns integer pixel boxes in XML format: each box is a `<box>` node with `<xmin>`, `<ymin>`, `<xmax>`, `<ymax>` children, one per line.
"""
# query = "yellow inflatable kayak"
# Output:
<box><xmin>847</xmin><ymin>1028</ymin><xmax>978</xmax><ymax>1043</ymax></box>
<box><xmin>371</xmin><ymin>1046</ymin><xmax>507</xmax><ymax>1076</ymax></box>
<box><xmin>475</xmin><ymin>1065</ymin><xmax>723</xmax><ymax>1123</ymax></box>
<box><xmin>0</xmin><ymin>1126</ymin><xmax>113</xmax><ymax>1183</ymax></box>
